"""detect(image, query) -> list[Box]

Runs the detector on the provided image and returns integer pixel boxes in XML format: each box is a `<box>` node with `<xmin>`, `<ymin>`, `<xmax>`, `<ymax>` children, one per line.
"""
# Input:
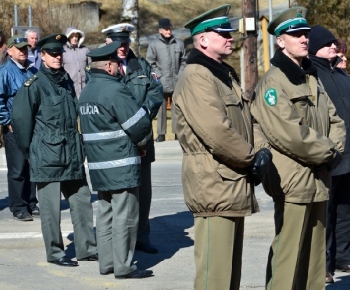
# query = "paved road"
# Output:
<box><xmin>0</xmin><ymin>141</ymin><xmax>349</xmax><ymax>289</ymax></box>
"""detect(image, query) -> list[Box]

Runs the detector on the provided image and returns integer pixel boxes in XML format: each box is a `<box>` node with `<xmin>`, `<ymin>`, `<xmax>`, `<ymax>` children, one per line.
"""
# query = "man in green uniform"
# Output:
<box><xmin>173</xmin><ymin>5</ymin><xmax>272</xmax><ymax>290</ymax></box>
<box><xmin>79</xmin><ymin>41</ymin><xmax>153</xmax><ymax>279</ymax></box>
<box><xmin>102</xmin><ymin>23</ymin><xmax>163</xmax><ymax>254</ymax></box>
<box><xmin>12</xmin><ymin>34</ymin><xmax>97</xmax><ymax>267</ymax></box>
<box><xmin>250</xmin><ymin>7</ymin><xmax>346</xmax><ymax>289</ymax></box>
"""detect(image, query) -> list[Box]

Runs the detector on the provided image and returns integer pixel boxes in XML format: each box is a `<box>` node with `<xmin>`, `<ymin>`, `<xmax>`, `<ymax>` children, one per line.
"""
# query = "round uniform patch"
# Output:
<box><xmin>264</xmin><ymin>88</ymin><xmax>278</xmax><ymax>106</ymax></box>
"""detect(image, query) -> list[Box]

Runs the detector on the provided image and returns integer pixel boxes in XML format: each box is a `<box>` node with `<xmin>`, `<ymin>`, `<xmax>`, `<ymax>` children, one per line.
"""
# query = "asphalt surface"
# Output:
<box><xmin>0</xmin><ymin>141</ymin><xmax>349</xmax><ymax>289</ymax></box>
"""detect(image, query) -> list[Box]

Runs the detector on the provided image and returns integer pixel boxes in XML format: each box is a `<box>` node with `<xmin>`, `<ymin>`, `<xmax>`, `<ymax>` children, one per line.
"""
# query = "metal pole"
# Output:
<box><xmin>28</xmin><ymin>6</ymin><xmax>32</xmax><ymax>27</ymax></box>
<box><xmin>14</xmin><ymin>5</ymin><xmax>18</xmax><ymax>27</ymax></box>
<box><xmin>268</xmin><ymin>0</ymin><xmax>274</xmax><ymax>60</ymax></box>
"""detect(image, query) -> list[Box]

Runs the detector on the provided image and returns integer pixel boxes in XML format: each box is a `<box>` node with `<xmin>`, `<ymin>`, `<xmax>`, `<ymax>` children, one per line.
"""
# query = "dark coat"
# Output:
<box><xmin>78</xmin><ymin>69</ymin><xmax>152</xmax><ymax>191</ymax></box>
<box><xmin>12</xmin><ymin>64</ymin><xmax>86</xmax><ymax>182</ymax></box>
<box><xmin>122</xmin><ymin>50</ymin><xmax>163</xmax><ymax>164</ymax></box>
<box><xmin>309</xmin><ymin>54</ymin><xmax>350</xmax><ymax>176</ymax></box>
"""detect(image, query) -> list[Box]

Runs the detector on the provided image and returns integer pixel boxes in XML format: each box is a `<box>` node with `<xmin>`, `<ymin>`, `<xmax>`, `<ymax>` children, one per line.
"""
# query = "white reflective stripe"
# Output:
<box><xmin>88</xmin><ymin>156</ymin><xmax>141</xmax><ymax>170</ymax></box>
<box><xmin>121</xmin><ymin>108</ymin><xmax>146</xmax><ymax>130</ymax></box>
<box><xmin>82</xmin><ymin>130</ymin><xmax>126</xmax><ymax>141</ymax></box>
<box><xmin>137</xmin><ymin>130</ymin><xmax>152</xmax><ymax>147</ymax></box>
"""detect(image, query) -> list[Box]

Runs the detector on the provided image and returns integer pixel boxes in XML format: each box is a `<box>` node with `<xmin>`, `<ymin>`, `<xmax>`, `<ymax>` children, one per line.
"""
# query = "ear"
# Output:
<box><xmin>276</xmin><ymin>36</ymin><xmax>285</xmax><ymax>49</ymax></box>
<box><xmin>198</xmin><ymin>34</ymin><xmax>209</xmax><ymax>49</ymax></box>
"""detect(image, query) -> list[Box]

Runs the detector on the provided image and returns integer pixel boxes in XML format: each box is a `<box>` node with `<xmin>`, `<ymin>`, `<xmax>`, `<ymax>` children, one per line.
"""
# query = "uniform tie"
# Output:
<box><xmin>118</xmin><ymin>61</ymin><xmax>125</xmax><ymax>76</ymax></box>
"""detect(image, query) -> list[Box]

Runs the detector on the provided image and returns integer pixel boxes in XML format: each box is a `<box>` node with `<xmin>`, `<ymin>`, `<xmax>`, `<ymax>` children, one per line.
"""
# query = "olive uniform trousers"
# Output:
<box><xmin>37</xmin><ymin>179</ymin><xmax>97</xmax><ymax>261</ymax></box>
<box><xmin>156</xmin><ymin>92</ymin><xmax>176</xmax><ymax>135</ymax></box>
<box><xmin>266</xmin><ymin>200</ymin><xmax>326</xmax><ymax>290</ymax></box>
<box><xmin>97</xmin><ymin>187</ymin><xmax>139</xmax><ymax>276</ymax></box>
<box><xmin>194</xmin><ymin>216</ymin><xmax>244</xmax><ymax>290</ymax></box>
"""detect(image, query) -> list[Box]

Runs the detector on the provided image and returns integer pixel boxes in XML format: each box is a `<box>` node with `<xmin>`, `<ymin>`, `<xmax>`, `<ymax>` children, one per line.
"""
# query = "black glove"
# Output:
<box><xmin>328</xmin><ymin>150</ymin><xmax>342</xmax><ymax>171</ymax></box>
<box><xmin>251</xmin><ymin>148</ymin><xmax>272</xmax><ymax>185</ymax></box>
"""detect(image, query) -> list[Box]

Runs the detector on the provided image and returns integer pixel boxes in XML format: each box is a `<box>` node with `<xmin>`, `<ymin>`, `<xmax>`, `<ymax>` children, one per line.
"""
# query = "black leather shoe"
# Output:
<box><xmin>155</xmin><ymin>135</ymin><xmax>165</xmax><ymax>142</ymax></box>
<box><xmin>77</xmin><ymin>253</ymin><xmax>98</xmax><ymax>261</ymax></box>
<box><xmin>325</xmin><ymin>272</ymin><xmax>334</xmax><ymax>283</ymax></box>
<box><xmin>115</xmin><ymin>269</ymin><xmax>153</xmax><ymax>279</ymax></box>
<box><xmin>135</xmin><ymin>243</ymin><xmax>158</xmax><ymax>254</ymax></box>
<box><xmin>49</xmin><ymin>257</ymin><xmax>79</xmax><ymax>267</ymax></box>
<box><xmin>13</xmin><ymin>211</ymin><xmax>33</xmax><ymax>221</ymax></box>
<box><xmin>336</xmin><ymin>265</ymin><xmax>350</xmax><ymax>272</ymax></box>
<box><xmin>31</xmin><ymin>207</ymin><xmax>40</xmax><ymax>216</ymax></box>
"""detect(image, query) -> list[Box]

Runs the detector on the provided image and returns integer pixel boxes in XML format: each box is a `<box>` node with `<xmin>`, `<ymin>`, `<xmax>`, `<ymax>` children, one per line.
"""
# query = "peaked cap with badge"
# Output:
<box><xmin>267</xmin><ymin>6</ymin><xmax>310</xmax><ymax>36</ymax></box>
<box><xmin>7</xmin><ymin>34</ymin><xmax>30</xmax><ymax>49</ymax></box>
<box><xmin>87</xmin><ymin>40</ymin><xmax>122</xmax><ymax>62</ymax></box>
<box><xmin>101</xmin><ymin>23</ymin><xmax>135</xmax><ymax>43</ymax></box>
<box><xmin>184</xmin><ymin>4</ymin><xmax>236</xmax><ymax>36</ymax></box>
<box><xmin>37</xmin><ymin>34</ymin><xmax>68</xmax><ymax>53</ymax></box>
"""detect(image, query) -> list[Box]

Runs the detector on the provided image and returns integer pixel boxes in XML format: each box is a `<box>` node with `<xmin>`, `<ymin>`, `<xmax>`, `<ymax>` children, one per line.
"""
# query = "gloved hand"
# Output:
<box><xmin>250</xmin><ymin>148</ymin><xmax>272</xmax><ymax>185</ymax></box>
<box><xmin>328</xmin><ymin>150</ymin><xmax>342</xmax><ymax>171</ymax></box>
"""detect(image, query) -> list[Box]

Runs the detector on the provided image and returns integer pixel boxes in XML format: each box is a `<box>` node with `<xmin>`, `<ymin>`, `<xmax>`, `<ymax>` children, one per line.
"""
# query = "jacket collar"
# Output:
<box><xmin>126</xmin><ymin>49</ymin><xmax>142</xmax><ymax>73</ymax></box>
<box><xmin>270</xmin><ymin>49</ymin><xmax>317</xmax><ymax>85</ymax></box>
<box><xmin>186</xmin><ymin>48</ymin><xmax>240</xmax><ymax>89</ymax></box>
<box><xmin>309</xmin><ymin>54</ymin><xmax>342</xmax><ymax>71</ymax></box>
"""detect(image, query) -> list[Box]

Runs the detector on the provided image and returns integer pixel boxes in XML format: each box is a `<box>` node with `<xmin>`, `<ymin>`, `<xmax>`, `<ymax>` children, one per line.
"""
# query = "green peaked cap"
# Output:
<box><xmin>184</xmin><ymin>4</ymin><xmax>236</xmax><ymax>36</ymax></box>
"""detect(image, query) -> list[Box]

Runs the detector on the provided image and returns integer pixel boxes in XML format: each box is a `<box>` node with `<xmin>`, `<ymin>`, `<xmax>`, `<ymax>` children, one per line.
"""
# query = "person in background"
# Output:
<box><xmin>79</xmin><ymin>40</ymin><xmax>154</xmax><ymax>279</ymax></box>
<box><xmin>11</xmin><ymin>34</ymin><xmax>97</xmax><ymax>266</ymax></box>
<box><xmin>308</xmin><ymin>26</ymin><xmax>350</xmax><ymax>283</ymax></box>
<box><xmin>0</xmin><ymin>35</ymin><xmax>38</xmax><ymax>221</ymax></box>
<box><xmin>25</xmin><ymin>28</ymin><xmax>41</xmax><ymax>69</ymax></box>
<box><xmin>174</xmin><ymin>5</ymin><xmax>272</xmax><ymax>289</ymax></box>
<box><xmin>335</xmin><ymin>38</ymin><xmax>348</xmax><ymax>73</ymax></box>
<box><xmin>102</xmin><ymin>23</ymin><xmax>163</xmax><ymax>254</ymax></box>
<box><xmin>63</xmin><ymin>27</ymin><xmax>90</xmax><ymax>98</ymax></box>
<box><xmin>146</xmin><ymin>18</ymin><xmax>187</xmax><ymax>142</ymax></box>
<box><xmin>0</xmin><ymin>29</ymin><xmax>8</xmax><ymax>65</ymax></box>
<box><xmin>251</xmin><ymin>9</ymin><xmax>346</xmax><ymax>290</ymax></box>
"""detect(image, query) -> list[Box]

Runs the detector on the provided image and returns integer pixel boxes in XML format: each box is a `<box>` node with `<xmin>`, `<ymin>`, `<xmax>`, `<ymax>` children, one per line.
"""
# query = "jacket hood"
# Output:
<box><xmin>65</xmin><ymin>27</ymin><xmax>85</xmax><ymax>48</ymax></box>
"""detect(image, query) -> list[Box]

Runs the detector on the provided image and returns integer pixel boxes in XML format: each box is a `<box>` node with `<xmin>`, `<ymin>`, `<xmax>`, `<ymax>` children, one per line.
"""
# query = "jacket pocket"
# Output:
<box><xmin>221</xmin><ymin>93</ymin><xmax>240</xmax><ymax>106</ymax></box>
<box><xmin>217</xmin><ymin>164</ymin><xmax>246</xmax><ymax>181</ymax></box>
<box><xmin>40</xmin><ymin>135</ymin><xmax>68</xmax><ymax>167</ymax></box>
<box><xmin>42</xmin><ymin>94</ymin><xmax>64</xmax><ymax>122</ymax></box>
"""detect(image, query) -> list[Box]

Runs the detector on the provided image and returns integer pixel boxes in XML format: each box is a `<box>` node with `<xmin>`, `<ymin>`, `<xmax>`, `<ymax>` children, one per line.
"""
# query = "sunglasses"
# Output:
<box><xmin>324</xmin><ymin>41</ymin><xmax>337</xmax><ymax>47</ymax></box>
<box><xmin>11</xmin><ymin>38</ymin><xmax>28</xmax><ymax>45</ymax></box>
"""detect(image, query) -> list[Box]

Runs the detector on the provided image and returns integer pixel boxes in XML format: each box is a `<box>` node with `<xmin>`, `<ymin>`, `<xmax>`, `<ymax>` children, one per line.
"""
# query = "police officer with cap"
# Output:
<box><xmin>79</xmin><ymin>41</ymin><xmax>153</xmax><ymax>279</ymax></box>
<box><xmin>250</xmin><ymin>7</ymin><xmax>345</xmax><ymax>289</ymax></box>
<box><xmin>12</xmin><ymin>33</ymin><xmax>98</xmax><ymax>267</ymax></box>
<box><xmin>102</xmin><ymin>23</ymin><xmax>163</xmax><ymax>255</ymax></box>
<box><xmin>173</xmin><ymin>4</ymin><xmax>272</xmax><ymax>290</ymax></box>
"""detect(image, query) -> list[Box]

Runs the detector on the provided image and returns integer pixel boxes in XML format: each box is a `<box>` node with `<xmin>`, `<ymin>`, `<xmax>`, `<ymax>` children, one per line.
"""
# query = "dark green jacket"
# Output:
<box><xmin>122</xmin><ymin>50</ymin><xmax>163</xmax><ymax>163</ymax></box>
<box><xmin>78</xmin><ymin>69</ymin><xmax>152</xmax><ymax>191</ymax></box>
<box><xmin>12</xmin><ymin>64</ymin><xmax>86</xmax><ymax>182</ymax></box>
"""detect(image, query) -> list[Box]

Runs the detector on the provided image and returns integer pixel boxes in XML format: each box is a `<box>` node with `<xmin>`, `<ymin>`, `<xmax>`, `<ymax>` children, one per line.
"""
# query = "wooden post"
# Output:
<box><xmin>242</xmin><ymin>0</ymin><xmax>258</xmax><ymax>101</ymax></box>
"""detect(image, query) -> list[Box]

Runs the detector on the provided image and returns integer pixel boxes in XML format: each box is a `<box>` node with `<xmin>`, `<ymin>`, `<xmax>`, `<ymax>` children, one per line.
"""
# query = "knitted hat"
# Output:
<box><xmin>308</xmin><ymin>25</ymin><xmax>337</xmax><ymax>55</ymax></box>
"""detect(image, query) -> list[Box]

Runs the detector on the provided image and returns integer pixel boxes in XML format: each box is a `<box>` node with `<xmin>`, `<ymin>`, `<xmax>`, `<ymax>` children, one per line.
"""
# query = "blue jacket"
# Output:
<box><xmin>0</xmin><ymin>58</ymin><xmax>37</xmax><ymax>125</ymax></box>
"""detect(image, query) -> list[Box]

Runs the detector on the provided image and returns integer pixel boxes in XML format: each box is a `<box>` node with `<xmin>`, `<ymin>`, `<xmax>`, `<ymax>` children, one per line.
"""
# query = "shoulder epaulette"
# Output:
<box><xmin>24</xmin><ymin>75</ymin><xmax>38</xmax><ymax>87</ymax></box>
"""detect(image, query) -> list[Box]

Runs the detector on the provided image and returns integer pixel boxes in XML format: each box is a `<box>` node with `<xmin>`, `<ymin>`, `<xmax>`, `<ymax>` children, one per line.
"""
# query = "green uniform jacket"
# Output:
<box><xmin>173</xmin><ymin>49</ymin><xmax>258</xmax><ymax>218</ymax></box>
<box><xmin>12</xmin><ymin>65</ymin><xmax>86</xmax><ymax>182</ymax></box>
<box><xmin>251</xmin><ymin>50</ymin><xmax>346</xmax><ymax>203</ymax></box>
<box><xmin>78</xmin><ymin>69</ymin><xmax>152</xmax><ymax>192</ymax></box>
<box><xmin>122</xmin><ymin>50</ymin><xmax>163</xmax><ymax>164</ymax></box>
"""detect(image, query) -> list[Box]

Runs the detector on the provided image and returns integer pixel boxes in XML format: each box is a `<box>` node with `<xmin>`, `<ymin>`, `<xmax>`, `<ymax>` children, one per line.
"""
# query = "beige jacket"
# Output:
<box><xmin>251</xmin><ymin>52</ymin><xmax>345</xmax><ymax>203</ymax></box>
<box><xmin>173</xmin><ymin>49</ymin><xmax>258</xmax><ymax>217</ymax></box>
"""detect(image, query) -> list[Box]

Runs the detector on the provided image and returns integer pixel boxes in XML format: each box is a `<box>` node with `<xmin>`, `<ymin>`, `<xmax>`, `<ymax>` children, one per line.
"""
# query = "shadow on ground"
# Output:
<box><xmin>326</xmin><ymin>274</ymin><xmax>350</xmax><ymax>289</ymax></box>
<box><xmin>63</xmin><ymin>210</ymin><xmax>194</xmax><ymax>268</ymax></box>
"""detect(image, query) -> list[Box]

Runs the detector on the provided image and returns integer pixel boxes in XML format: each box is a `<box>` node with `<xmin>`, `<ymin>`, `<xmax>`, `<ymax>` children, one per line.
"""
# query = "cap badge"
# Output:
<box><xmin>121</xmin><ymin>27</ymin><xmax>127</xmax><ymax>31</ymax></box>
<box><xmin>56</xmin><ymin>35</ymin><xmax>61</xmax><ymax>40</ymax></box>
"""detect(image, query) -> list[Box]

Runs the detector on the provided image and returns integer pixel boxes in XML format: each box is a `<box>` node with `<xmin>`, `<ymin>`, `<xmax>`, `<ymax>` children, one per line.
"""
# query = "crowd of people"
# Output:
<box><xmin>0</xmin><ymin>3</ymin><xmax>349</xmax><ymax>288</ymax></box>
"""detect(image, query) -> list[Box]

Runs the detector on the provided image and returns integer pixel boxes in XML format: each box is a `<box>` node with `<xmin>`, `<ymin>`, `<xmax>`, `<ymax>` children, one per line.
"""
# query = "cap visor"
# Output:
<box><xmin>213</xmin><ymin>27</ymin><xmax>237</xmax><ymax>33</ymax></box>
<box><xmin>14</xmin><ymin>43</ymin><xmax>30</xmax><ymax>49</ymax></box>
<box><xmin>43</xmin><ymin>47</ymin><xmax>66</xmax><ymax>53</ymax></box>
<box><xmin>285</xmin><ymin>27</ymin><xmax>311</xmax><ymax>34</ymax></box>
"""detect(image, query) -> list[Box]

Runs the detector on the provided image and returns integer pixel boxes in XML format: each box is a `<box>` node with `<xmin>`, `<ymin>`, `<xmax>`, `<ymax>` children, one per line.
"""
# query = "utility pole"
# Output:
<box><xmin>242</xmin><ymin>0</ymin><xmax>258</xmax><ymax>100</ymax></box>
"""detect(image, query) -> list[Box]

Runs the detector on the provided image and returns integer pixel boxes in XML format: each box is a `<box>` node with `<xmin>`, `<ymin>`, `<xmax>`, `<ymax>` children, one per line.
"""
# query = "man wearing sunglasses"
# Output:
<box><xmin>11</xmin><ymin>34</ymin><xmax>97</xmax><ymax>267</ymax></box>
<box><xmin>0</xmin><ymin>35</ymin><xmax>38</xmax><ymax>221</ymax></box>
<box><xmin>308</xmin><ymin>26</ymin><xmax>350</xmax><ymax>283</ymax></box>
<box><xmin>173</xmin><ymin>5</ymin><xmax>272</xmax><ymax>290</ymax></box>
<box><xmin>250</xmin><ymin>7</ymin><xmax>346</xmax><ymax>289</ymax></box>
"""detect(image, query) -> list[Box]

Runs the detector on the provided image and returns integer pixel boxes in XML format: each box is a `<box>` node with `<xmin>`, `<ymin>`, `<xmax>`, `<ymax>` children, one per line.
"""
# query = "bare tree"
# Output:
<box><xmin>121</xmin><ymin>0</ymin><xmax>140</xmax><ymax>56</ymax></box>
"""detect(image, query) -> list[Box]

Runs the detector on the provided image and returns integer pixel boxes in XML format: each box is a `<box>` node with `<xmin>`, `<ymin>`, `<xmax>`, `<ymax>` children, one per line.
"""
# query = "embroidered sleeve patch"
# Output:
<box><xmin>264</xmin><ymin>88</ymin><xmax>278</xmax><ymax>106</ymax></box>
